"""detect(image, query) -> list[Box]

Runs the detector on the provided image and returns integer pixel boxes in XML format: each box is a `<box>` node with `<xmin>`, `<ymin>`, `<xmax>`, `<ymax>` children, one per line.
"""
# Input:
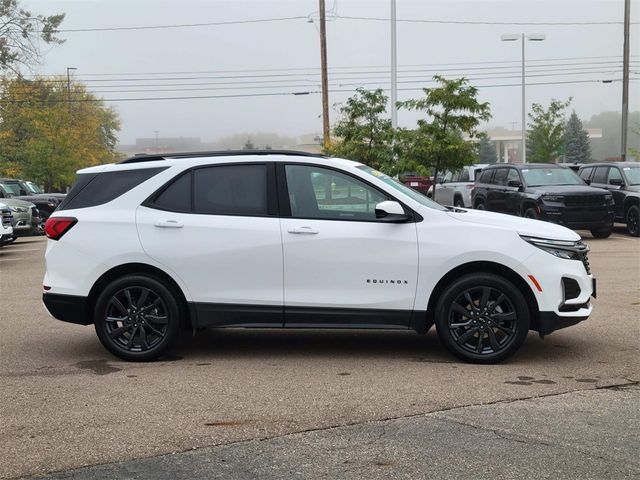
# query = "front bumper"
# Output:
<box><xmin>540</xmin><ymin>205</ymin><xmax>615</xmax><ymax>230</ymax></box>
<box><xmin>534</xmin><ymin>311</ymin><xmax>589</xmax><ymax>336</ymax></box>
<box><xmin>42</xmin><ymin>293</ymin><xmax>91</xmax><ymax>325</ymax></box>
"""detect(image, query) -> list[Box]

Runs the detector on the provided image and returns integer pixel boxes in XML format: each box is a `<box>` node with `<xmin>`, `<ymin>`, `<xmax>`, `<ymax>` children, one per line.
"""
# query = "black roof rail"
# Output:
<box><xmin>118</xmin><ymin>149</ymin><xmax>327</xmax><ymax>164</ymax></box>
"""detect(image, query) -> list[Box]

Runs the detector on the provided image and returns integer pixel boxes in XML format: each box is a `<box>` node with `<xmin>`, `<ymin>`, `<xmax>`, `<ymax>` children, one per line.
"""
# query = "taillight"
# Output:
<box><xmin>44</xmin><ymin>217</ymin><xmax>77</xmax><ymax>240</ymax></box>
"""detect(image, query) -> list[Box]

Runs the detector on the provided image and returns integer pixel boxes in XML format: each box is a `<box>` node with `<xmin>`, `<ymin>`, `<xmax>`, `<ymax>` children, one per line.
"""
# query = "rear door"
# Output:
<box><xmin>136</xmin><ymin>162</ymin><xmax>284</xmax><ymax>327</ymax></box>
<box><xmin>278</xmin><ymin>163</ymin><xmax>419</xmax><ymax>327</ymax></box>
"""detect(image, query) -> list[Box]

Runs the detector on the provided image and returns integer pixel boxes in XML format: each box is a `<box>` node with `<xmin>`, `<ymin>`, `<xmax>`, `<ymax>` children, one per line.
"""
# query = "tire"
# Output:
<box><xmin>475</xmin><ymin>202</ymin><xmax>486</xmax><ymax>210</ymax></box>
<box><xmin>454</xmin><ymin>197</ymin><xmax>464</xmax><ymax>208</ymax></box>
<box><xmin>523</xmin><ymin>207</ymin><xmax>538</xmax><ymax>219</ymax></box>
<box><xmin>590</xmin><ymin>227</ymin><xmax>612</xmax><ymax>239</ymax></box>
<box><xmin>435</xmin><ymin>273</ymin><xmax>530</xmax><ymax>364</ymax></box>
<box><xmin>626</xmin><ymin>205</ymin><xmax>640</xmax><ymax>237</ymax></box>
<box><xmin>94</xmin><ymin>275</ymin><xmax>182</xmax><ymax>361</ymax></box>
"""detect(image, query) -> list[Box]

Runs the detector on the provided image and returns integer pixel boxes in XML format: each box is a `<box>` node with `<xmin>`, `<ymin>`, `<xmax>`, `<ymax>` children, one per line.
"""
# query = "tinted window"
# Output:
<box><xmin>193</xmin><ymin>164</ymin><xmax>267</xmax><ymax>215</ymax></box>
<box><xmin>592</xmin><ymin>167</ymin><xmax>608</xmax><ymax>184</ymax></box>
<box><xmin>458</xmin><ymin>169</ymin><xmax>470</xmax><ymax>182</ymax></box>
<box><xmin>477</xmin><ymin>169</ymin><xmax>494</xmax><ymax>184</ymax></box>
<box><xmin>579</xmin><ymin>167</ymin><xmax>593</xmax><ymax>181</ymax></box>
<box><xmin>521</xmin><ymin>167</ymin><xmax>584</xmax><ymax>186</ymax></box>
<box><xmin>58</xmin><ymin>168</ymin><xmax>166</xmax><ymax>210</ymax></box>
<box><xmin>153</xmin><ymin>172</ymin><xmax>191</xmax><ymax>212</ymax></box>
<box><xmin>492</xmin><ymin>168</ymin><xmax>508</xmax><ymax>186</ymax></box>
<box><xmin>607</xmin><ymin>167</ymin><xmax>623</xmax><ymax>184</ymax></box>
<box><xmin>286</xmin><ymin>165</ymin><xmax>387</xmax><ymax>220</ymax></box>
<box><xmin>622</xmin><ymin>166</ymin><xmax>640</xmax><ymax>185</ymax></box>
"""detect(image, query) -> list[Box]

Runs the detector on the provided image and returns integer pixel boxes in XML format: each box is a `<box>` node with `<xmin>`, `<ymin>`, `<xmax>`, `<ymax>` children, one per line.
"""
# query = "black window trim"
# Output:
<box><xmin>276</xmin><ymin>162</ymin><xmax>422</xmax><ymax>224</ymax></box>
<box><xmin>143</xmin><ymin>161</ymin><xmax>278</xmax><ymax>218</ymax></box>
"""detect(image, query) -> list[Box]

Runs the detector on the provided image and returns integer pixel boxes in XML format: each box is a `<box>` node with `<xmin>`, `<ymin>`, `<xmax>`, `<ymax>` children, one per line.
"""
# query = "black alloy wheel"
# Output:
<box><xmin>94</xmin><ymin>275</ymin><xmax>181</xmax><ymax>361</ymax></box>
<box><xmin>626</xmin><ymin>205</ymin><xmax>639</xmax><ymax>237</ymax></box>
<box><xmin>435</xmin><ymin>273</ymin><xmax>530</xmax><ymax>363</ymax></box>
<box><xmin>590</xmin><ymin>227</ymin><xmax>612</xmax><ymax>239</ymax></box>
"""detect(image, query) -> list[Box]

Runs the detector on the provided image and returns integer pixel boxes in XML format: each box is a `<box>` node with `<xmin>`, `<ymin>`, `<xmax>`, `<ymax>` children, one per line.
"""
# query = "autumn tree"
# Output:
<box><xmin>0</xmin><ymin>0</ymin><xmax>65</xmax><ymax>72</ymax></box>
<box><xmin>0</xmin><ymin>77</ymin><xmax>120</xmax><ymax>190</ymax></box>
<box><xmin>526</xmin><ymin>98</ymin><xmax>571</xmax><ymax>163</ymax></box>
<box><xmin>398</xmin><ymin>76</ymin><xmax>491</xmax><ymax>194</ymax></box>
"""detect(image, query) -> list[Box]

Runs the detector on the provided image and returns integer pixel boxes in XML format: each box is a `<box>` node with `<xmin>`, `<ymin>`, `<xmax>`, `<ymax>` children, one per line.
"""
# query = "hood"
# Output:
<box><xmin>623</xmin><ymin>185</ymin><xmax>640</xmax><ymax>194</ymax></box>
<box><xmin>0</xmin><ymin>198</ymin><xmax>36</xmax><ymax>208</ymax></box>
<box><xmin>527</xmin><ymin>185</ymin><xmax>607</xmax><ymax>195</ymax></box>
<box><xmin>445</xmin><ymin>208</ymin><xmax>580</xmax><ymax>241</ymax></box>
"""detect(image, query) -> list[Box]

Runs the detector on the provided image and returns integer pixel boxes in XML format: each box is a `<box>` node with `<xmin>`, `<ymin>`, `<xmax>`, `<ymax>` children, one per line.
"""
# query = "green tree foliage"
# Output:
<box><xmin>324</xmin><ymin>88</ymin><xmax>395</xmax><ymax>173</ymax></box>
<box><xmin>563</xmin><ymin>111</ymin><xmax>591</xmax><ymax>163</ymax></box>
<box><xmin>526</xmin><ymin>99</ymin><xmax>571</xmax><ymax>163</ymax></box>
<box><xmin>398</xmin><ymin>76</ymin><xmax>491</xmax><ymax>193</ymax></box>
<box><xmin>476</xmin><ymin>132</ymin><xmax>497</xmax><ymax>164</ymax></box>
<box><xmin>0</xmin><ymin>77</ymin><xmax>120</xmax><ymax>190</ymax></box>
<box><xmin>0</xmin><ymin>0</ymin><xmax>65</xmax><ymax>72</ymax></box>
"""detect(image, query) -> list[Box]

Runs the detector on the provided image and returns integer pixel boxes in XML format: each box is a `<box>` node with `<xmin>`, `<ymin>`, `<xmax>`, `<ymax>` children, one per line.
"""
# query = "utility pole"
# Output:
<box><xmin>319</xmin><ymin>0</ymin><xmax>330</xmax><ymax>149</ymax></box>
<box><xmin>390</xmin><ymin>0</ymin><xmax>397</xmax><ymax>130</ymax></box>
<box><xmin>621</xmin><ymin>0</ymin><xmax>630</xmax><ymax>161</ymax></box>
<box><xmin>66</xmin><ymin>67</ymin><xmax>77</xmax><ymax>112</ymax></box>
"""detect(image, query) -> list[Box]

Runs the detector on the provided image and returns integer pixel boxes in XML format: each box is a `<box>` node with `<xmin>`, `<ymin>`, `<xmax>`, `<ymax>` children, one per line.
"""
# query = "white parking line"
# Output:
<box><xmin>0</xmin><ymin>257</ymin><xmax>25</xmax><ymax>262</ymax></box>
<box><xmin>1</xmin><ymin>248</ymin><xmax>40</xmax><ymax>253</ymax></box>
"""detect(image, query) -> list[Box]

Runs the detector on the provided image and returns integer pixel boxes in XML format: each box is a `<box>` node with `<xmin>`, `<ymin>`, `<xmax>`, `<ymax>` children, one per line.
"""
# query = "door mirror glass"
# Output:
<box><xmin>375</xmin><ymin>201</ymin><xmax>410</xmax><ymax>222</ymax></box>
<box><xmin>608</xmin><ymin>177</ymin><xmax>623</xmax><ymax>186</ymax></box>
<box><xmin>507</xmin><ymin>179</ymin><xmax>522</xmax><ymax>189</ymax></box>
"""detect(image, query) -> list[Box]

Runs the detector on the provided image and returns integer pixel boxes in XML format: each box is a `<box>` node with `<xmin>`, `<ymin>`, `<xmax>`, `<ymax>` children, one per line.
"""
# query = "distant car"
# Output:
<box><xmin>578</xmin><ymin>162</ymin><xmax>640</xmax><ymax>237</ymax></box>
<box><xmin>400</xmin><ymin>173</ymin><xmax>432</xmax><ymax>195</ymax></box>
<box><xmin>472</xmin><ymin>163</ymin><xmax>616</xmax><ymax>238</ymax></box>
<box><xmin>0</xmin><ymin>178</ymin><xmax>65</xmax><ymax>221</ymax></box>
<box><xmin>427</xmin><ymin>164</ymin><xmax>488</xmax><ymax>207</ymax></box>
<box><xmin>0</xmin><ymin>203</ymin><xmax>13</xmax><ymax>246</ymax></box>
<box><xmin>0</xmin><ymin>197</ymin><xmax>35</xmax><ymax>238</ymax></box>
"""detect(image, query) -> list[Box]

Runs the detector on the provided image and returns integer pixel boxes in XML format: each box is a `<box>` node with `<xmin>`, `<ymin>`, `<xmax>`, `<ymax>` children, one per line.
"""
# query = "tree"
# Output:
<box><xmin>526</xmin><ymin>98</ymin><xmax>571</xmax><ymax>163</ymax></box>
<box><xmin>398</xmin><ymin>76</ymin><xmax>491</xmax><ymax>194</ymax></box>
<box><xmin>242</xmin><ymin>138</ymin><xmax>254</xmax><ymax>150</ymax></box>
<box><xmin>0</xmin><ymin>0</ymin><xmax>65</xmax><ymax>72</ymax></box>
<box><xmin>563</xmin><ymin>111</ymin><xmax>591</xmax><ymax>163</ymax></box>
<box><xmin>0</xmin><ymin>77</ymin><xmax>120</xmax><ymax>190</ymax></box>
<box><xmin>584</xmin><ymin>111</ymin><xmax>640</xmax><ymax>160</ymax></box>
<box><xmin>476</xmin><ymin>132</ymin><xmax>497</xmax><ymax>163</ymax></box>
<box><xmin>324</xmin><ymin>88</ymin><xmax>395</xmax><ymax>173</ymax></box>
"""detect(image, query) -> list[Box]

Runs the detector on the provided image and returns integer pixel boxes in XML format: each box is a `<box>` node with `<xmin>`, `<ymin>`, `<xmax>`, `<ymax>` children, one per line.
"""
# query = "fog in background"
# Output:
<box><xmin>25</xmin><ymin>0</ymin><xmax>639</xmax><ymax>148</ymax></box>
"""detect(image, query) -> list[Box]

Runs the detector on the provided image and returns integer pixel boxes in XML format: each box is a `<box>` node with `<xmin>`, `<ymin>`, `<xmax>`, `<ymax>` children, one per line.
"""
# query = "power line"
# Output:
<box><xmin>335</xmin><ymin>14</ymin><xmax>637</xmax><ymax>26</ymax></box>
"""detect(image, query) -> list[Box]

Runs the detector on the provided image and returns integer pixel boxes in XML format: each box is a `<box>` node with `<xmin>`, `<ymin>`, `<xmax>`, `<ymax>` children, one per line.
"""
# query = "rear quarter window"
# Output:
<box><xmin>57</xmin><ymin>168</ymin><xmax>166</xmax><ymax>210</ymax></box>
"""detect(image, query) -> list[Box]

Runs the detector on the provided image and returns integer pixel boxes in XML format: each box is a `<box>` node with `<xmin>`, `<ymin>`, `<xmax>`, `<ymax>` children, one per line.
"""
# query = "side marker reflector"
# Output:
<box><xmin>528</xmin><ymin>274</ymin><xmax>543</xmax><ymax>292</ymax></box>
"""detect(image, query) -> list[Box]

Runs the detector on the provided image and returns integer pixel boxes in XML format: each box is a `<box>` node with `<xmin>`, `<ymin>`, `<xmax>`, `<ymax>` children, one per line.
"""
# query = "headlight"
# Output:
<box><xmin>520</xmin><ymin>235</ymin><xmax>587</xmax><ymax>261</ymax></box>
<box><xmin>542</xmin><ymin>195</ymin><xmax>564</xmax><ymax>202</ymax></box>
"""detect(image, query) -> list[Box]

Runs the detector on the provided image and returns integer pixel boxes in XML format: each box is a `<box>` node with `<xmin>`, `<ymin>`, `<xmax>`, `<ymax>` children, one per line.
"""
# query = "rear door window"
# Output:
<box><xmin>592</xmin><ymin>167</ymin><xmax>608</xmax><ymax>184</ymax></box>
<box><xmin>477</xmin><ymin>169</ymin><xmax>494</xmax><ymax>184</ymax></box>
<box><xmin>152</xmin><ymin>172</ymin><xmax>191</xmax><ymax>212</ymax></box>
<box><xmin>457</xmin><ymin>169</ymin><xmax>470</xmax><ymax>182</ymax></box>
<box><xmin>492</xmin><ymin>168</ymin><xmax>508</xmax><ymax>186</ymax></box>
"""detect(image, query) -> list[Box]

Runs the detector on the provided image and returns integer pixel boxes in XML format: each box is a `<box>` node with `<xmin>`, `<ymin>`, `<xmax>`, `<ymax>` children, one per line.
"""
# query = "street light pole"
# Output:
<box><xmin>621</xmin><ymin>0</ymin><xmax>630</xmax><ymax>161</ymax></box>
<box><xmin>501</xmin><ymin>34</ymin><xmax>545</xmax><ymax>164</ymax></box>
<box><xmin>390</xmin><ymin>0</ymin><xmax>397</xmax><ymax>130</ymax></box>
<box><xmin>66</xmin><ymin>67</ymin><xmax>77</xmax><ymax>112</ymax></box>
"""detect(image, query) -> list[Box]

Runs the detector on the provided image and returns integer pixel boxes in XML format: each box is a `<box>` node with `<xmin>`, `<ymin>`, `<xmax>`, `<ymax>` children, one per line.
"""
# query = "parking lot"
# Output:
<box><xmin>1</xmin><ymin>229</ymin><xmax>639</xmax><ymax>479</ymax></box>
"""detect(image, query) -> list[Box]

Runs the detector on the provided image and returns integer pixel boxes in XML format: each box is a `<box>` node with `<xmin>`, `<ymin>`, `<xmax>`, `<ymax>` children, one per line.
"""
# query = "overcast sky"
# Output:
<box><xmin>25</xmin><ymin>0</ymin><xmax>639</xmax><ymax>145</ymax></box>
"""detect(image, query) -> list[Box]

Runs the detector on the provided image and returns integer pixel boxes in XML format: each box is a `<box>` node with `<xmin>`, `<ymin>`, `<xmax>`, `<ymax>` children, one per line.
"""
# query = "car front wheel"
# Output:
<box><xmin>94</xmin><ymin>275</ymin><xmax>182</xmax><ymax>361</ymax></box>
<box><xmin>435</xmin><ymin>273</ymin><xmax>530</xmax><ymax>364</ymax></box>
<box><xmin>590</xmin><ymin>227</ymin><xmax>612</xmax><ymax>239</ymax></box>
<box><xmin>626</xmin><ymin>205</ymin><xmax>639</xmax><ymax>237</ymax></box>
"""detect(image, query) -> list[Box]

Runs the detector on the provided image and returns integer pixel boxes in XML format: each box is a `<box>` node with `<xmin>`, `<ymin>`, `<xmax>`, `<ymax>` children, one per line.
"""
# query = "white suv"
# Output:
<box><xmin>43</xmin><ymin>151</ymin><xmax>595</xmax><ymax>363</ymax></box>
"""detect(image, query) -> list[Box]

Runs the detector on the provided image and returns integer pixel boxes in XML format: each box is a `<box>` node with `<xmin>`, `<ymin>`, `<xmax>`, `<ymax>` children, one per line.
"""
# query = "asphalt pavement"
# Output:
<box><xmin>0</xmin><ymin>228</ymin><xmax>638</xmax><ymax>479</ymax></box>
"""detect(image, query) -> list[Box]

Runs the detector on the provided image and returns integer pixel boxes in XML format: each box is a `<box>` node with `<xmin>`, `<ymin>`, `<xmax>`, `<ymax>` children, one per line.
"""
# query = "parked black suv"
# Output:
<box><xmin>472</xmin><ymin>164</ymin><xmax>616</xmax><ymax>238</ymax></box>
<box><xmin>578</xmin><ymin>162</ymin><xmax>640</xmax><ymax>237</ymax></box>
<box><xmin>0</xmin><ymin>178</ymin><xmax>65</xmax><ymax>221</ymax></box>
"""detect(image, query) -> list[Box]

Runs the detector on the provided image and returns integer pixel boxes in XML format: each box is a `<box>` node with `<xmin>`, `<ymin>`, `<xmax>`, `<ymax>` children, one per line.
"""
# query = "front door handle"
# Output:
<box><xmin>154</xmin><ymin>220</ymin><xmax>184</xmax><ymax>228</ymax></box>
<box><xmin>287</xmin><ymin>226</ymin><xmax>319</xmax><ymax>235</ymax></box>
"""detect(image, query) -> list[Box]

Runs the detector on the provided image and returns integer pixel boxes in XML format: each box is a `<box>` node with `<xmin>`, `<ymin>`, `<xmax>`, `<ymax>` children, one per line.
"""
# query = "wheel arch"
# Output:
<box><xmin>623</xmin><ymin>196</ymin><xmax>639</xmax><ymax>217</ymax></box>
<box><xmin>86</xmin><ymin>263</ymin><xmax>192</xmax><ymax>329</ymax></box>
<box><xmin>418</xmin><ymin>261</ymin><xmax>539</xmax><ymax>334</ymax></box>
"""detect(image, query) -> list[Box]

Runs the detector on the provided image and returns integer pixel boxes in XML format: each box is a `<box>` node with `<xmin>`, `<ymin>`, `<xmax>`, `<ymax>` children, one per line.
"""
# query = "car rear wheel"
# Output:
<box><xmin>454</xmin><ymin>197</ymin><xmax>464</xmax><ymax>208</ymax></box>
<box><xmin>523</xmin><ymin>207</ymin><xmax>538</xmax><ymax>219</ymax></box>
<box><xmin>626</xmin><ymin>205</ymin><xmax>639</xmax><ymax>237</ymax></box>
<box><xmin>475</xmin><ymin>202</ymin><xmax>486</xmax><ymax>210</ymax></box>
<box><xmin>94</xmin><ymin>275</ymin><xmax>181</xmax><ymax>361</ymax></box>
<box><xmin>435</xmin><ymin>273</ymin><xmax>530</xmax><ymax>364</ymax></box>
<box><xmin>590</xmin><ymin>227</ymin><xmax>612</xmax><ymax>239</ymax></box>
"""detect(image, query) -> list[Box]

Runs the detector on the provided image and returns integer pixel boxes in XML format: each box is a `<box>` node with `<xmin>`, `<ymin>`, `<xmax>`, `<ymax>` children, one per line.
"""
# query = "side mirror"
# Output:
<box><xmin>507</xmin><ymin>180</ymin><xmax>522</xmax><ymax>189</ymax></box>
<box><xmin>375</xmin><ymin>201</ymin><xmax>410</xmax><ymax>222</ymax></box>
<box><xmin>609</xmin><ymin>178</ymin><xmax>624</xmax><ymax>186</ymax></box>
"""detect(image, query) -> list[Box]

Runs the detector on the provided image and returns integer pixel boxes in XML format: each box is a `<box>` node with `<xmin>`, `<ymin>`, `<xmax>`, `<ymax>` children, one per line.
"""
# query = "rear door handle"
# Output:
<box><xmin>154</xmin><ymin>220</ymin><xmax>183</xmax><ymax>228</ymax></box>
<box><xmin>287</xmin><ymin>226</ymin><xmax>319</xmax><ymax>235</ymax></box>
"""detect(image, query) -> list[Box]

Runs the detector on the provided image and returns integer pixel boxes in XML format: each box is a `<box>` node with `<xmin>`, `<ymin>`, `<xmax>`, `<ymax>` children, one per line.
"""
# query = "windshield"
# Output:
<box><xmin>622</xmin><ymin>165</ymin><xmax>640</xmax><ymax>185</ymax></box>
<box><xmin>521</xmin><ymin>167</ymin><xmax>584</xmax><ymax>187</ymax></box>
<box><xmin>356</xmin><ymin>165</ymin><xmax>447</xmax><ymax>211</ymax></box>
<box><xmin>0</xmin><ymin>182</ymin><xmax>22</xmax><ymax>196</ymax></box>
<box><xmin>25</xmin><ymin>181</ymin><xmax>43</xmax><ymax>194</ymax></box>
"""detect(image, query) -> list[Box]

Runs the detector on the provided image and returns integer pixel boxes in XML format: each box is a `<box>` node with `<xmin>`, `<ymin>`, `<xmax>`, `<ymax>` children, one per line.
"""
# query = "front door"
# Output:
<box><xmin>136</xmin><ymin>163</ymin><xmax>284</xmax><ymax>327</ymax></box>
<box><xmin>279</xmin><ymin>164</ymin><xmax>419</xmax><ymax>328</ymax></box>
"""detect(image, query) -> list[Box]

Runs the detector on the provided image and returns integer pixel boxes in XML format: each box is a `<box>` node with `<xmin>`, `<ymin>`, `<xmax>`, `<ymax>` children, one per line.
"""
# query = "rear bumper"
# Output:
<box><xmin>42</xmin><ymin>293</ymin><xmax>91</xmax><ymax>325</ymax></box>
